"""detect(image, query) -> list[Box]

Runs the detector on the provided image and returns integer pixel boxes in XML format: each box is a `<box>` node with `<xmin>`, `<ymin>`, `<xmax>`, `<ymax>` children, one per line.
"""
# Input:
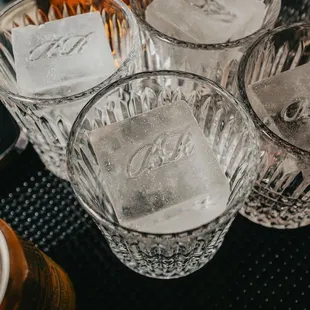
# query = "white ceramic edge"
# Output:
<box><xmin>0</xmin><ymin>230</ymin><xmax>9</xmax><ymax>305</ymax></box>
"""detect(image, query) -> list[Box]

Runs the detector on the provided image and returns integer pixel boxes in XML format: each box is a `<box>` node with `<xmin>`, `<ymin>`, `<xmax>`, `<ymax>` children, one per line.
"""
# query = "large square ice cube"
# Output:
<box><xmin>12</xmin><ymin>12</ymin><xmax>116</xmax><ymax>97</ymax></box>
<box><xmin>247</xmin><ymin>62</ymin><xmax>310</xmax><ymax>152</ymax></box>
<box><xmin>145</xmin><ymin>0</ymin><xmax>265</xmax><ymax>43</ymax></box>
<box><xmin>89</xmin><ymin>101</ymin><xmax>230</xmax><ymax>233</ymax></box>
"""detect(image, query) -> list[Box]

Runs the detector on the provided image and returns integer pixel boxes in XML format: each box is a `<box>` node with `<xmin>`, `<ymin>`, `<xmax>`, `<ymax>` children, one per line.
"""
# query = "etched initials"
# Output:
<box><xmin>29</xmin><ymin>32</ymin><xmax>94</xmax><ymax>61</ymax></box>
<box><xmin>191</xmin><ymin>0</ymin><xmax>236</xmax><ymax>22</ymax></box>
<box><xmin>127</xmin><ymin>129</ymin><xmax>195</xmax><ymax>178</ymax></box>
<box><xmin>280</xmin><ymin>97</ymin><xmax>310</xmax><ymax>123</ymax></box>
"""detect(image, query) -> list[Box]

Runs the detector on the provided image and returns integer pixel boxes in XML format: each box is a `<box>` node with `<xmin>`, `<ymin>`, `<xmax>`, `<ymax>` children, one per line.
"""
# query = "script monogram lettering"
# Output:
<box><xmin>29</xmin><ymin>32</ymin><xmax>94</xmax><ymax>61</ymax></box>
<box><xmin>191</xmin><ymin>0</ymin><xmax>236</xmax><ymax>22</ymax></box>
<box><xmin>127</xmin><ymin>129</ymin><xmax>195</xmax><ymax>178</ymax></box>
<box><xmin>280</xmin><ymin>97</ymin><xmax>310</xmax><ymax>123</ymax></box>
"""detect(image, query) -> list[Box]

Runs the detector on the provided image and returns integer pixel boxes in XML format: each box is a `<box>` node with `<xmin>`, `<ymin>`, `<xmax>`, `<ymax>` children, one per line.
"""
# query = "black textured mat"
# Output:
<box><xmin>277</xmin><ymin>0</ymin><xmax>310</xmax><ymax>26</ymax></box>
<box><xmin>1</xmin><ymin>149</ymin><xmax>310</xmax><ymax>310</ymax></box>
<box><xmin>1</xmin><ymin>1</ymin><xmax>310</xmax><ymax>309</ymax></box>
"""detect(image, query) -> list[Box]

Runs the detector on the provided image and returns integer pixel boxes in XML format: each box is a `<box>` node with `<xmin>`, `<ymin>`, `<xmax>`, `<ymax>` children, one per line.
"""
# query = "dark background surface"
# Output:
<box><xmin>1</xmin><ymin>1</ymin><xmax>310</xmax><ymax>309</ymax></box>
<box><xmin>0</xmin><ymin>102</ymin><xmax>19</xmax><ymax>158</ymax></box>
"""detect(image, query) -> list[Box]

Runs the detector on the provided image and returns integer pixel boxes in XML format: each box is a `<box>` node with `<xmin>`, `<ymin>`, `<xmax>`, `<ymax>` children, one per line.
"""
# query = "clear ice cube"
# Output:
<box><xmin>230</xmin><ymin>0</ymin><xmax>265</xmax><ymax>40</ymax></box>
<box><xmin>145</xmin><ymin>0</ymin><xmax>265</xmax><ymax>43</ymax></box>
<box><xmin>89</xmin><ymin>100</ymin><xmax>230</xmax><ymax>234</ymax></box>
<box><xmin>247</xmin><ymin>62</ymin><xmax>310</xmax><ymax>152</ymax></box>
<box><xmin>12</xmin><ymin>12</ymin><xmax>116</xmax><ymax>97</ymax></box>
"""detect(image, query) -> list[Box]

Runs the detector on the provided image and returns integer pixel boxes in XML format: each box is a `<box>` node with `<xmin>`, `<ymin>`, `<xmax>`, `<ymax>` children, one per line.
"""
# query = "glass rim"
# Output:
<box><xmin>67</xmin><ymin>70</ymin><xmax>260</xmax><ymax>238</ymax></box>
<box><xmin>0</xmin><ymin>0</ymin><xmax>139</xmax><ymax>107</ymax></box>
<box><xmin>238</xmin><ymin>22</ymin><xmax>310</xmax><ymax>157</ymax></box>
<box><xmin>130</xmin><ymin>0</ymin><xmax>281</xmax><ymax>51</ymax></box>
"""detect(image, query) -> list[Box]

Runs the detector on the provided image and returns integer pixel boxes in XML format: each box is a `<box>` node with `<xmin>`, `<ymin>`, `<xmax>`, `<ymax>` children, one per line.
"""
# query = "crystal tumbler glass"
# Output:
<box><xmin>0</xmin><ymin>103</ymin><xmax>28</xmax><ymax>166</ymax></box>
<box><xmin>238</xmin><ymin>23</ymin><xmax>310</xmax><ymax>229</ymax></box>
<box><xmin>0</xmin><ymin>0</ymin><xmax>140</xmax><ymax>180</ymax></box>
<box><xmin>67</xmin><ymin>71</ymin><xmax>259</xmax><ymax>279</ymax></box>
<box><xmin>130</xmin><ymin>0</ymin><xmax>281</xmax><ymax>94</ymax></box>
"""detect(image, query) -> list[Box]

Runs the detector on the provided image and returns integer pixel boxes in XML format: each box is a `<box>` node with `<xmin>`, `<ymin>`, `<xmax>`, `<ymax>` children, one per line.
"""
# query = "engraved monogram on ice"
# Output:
<box><xmin>280</xmin><ymin>98</ymin><xmax>310</xmax><ymax>123</ymax></box>
<box><xmin>29</xmin><ymin>32</ymin><xmax>94</xmax><ymax>61</ymax></box>
<box><xmin>191</xmin><ymin>0</ymin><xmax>237</xmax><ymax>22</ymax></box>
<box><xmin>127</xmin><ymin>128</ymin><xmax>195</xmax><ymax>178</ymax></box>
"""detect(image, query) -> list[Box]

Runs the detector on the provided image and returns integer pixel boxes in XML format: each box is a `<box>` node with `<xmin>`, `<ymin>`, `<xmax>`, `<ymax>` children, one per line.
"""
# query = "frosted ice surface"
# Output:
<box><xmin>12</xmin><ymin>12</ymin><xmax>116</xmax><ymax>97</ymax></box>
<box><xmin>227</xmin><ymin>0</ymin><xmax>265</xmax><ymax>40</ymax></box>
<box><xmin>145</xmin><ymin>0</ymin><xmax>266</xmax><ymax>43</ymax></box>
<box><xmin>89</xmin><ymin>100</ymin><xmax>230</xmax><ymax>234</ymax></box>
<box><xmin>146</xmin><ymin>0</ymin><xmax>234</xmax><ymax>43</ymax></box>
<box><xmin>247</xmin><ymin>62</ymin><xmax>310</xmax><ymax>152</ymax></box>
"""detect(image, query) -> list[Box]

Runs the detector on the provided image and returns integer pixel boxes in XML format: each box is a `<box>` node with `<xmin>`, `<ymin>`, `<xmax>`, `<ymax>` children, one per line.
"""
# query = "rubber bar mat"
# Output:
<box><xmin>0</xmin><ymin>145</ymin><xmax>310</xmax><ymax>310</ymax></box>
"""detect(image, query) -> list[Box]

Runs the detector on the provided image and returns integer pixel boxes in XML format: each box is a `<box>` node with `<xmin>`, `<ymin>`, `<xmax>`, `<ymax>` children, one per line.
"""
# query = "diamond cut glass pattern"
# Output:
<box><xmin>0</xmin><ymin>0</ymin><xmax>140</xmax><ymax>179</ymax></box>
<box><xmin>67</xmin><ymin>71</ymin><xmax>259</xmax><ymax>278</ymax></box>
<box><xmin>238</xmin><ymin>24</ymin><xmax>310</xmax><ymax>228</ymax></box>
